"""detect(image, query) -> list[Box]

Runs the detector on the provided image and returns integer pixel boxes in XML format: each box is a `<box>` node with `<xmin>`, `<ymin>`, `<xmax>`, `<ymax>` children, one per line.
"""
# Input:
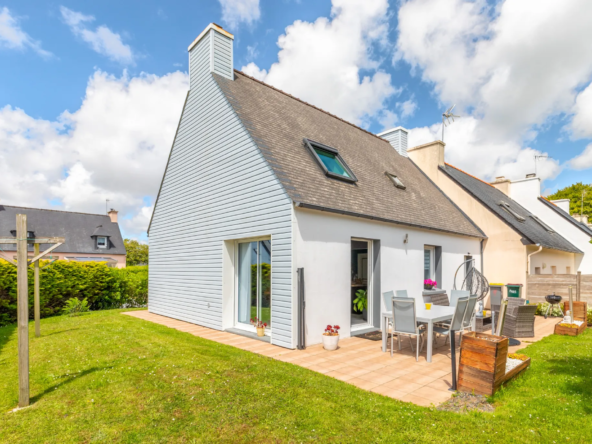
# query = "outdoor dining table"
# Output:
<box><xmin>381</xmin><ymin>304</ymin><xmax>456</xmax><ymax>363</ymax></box>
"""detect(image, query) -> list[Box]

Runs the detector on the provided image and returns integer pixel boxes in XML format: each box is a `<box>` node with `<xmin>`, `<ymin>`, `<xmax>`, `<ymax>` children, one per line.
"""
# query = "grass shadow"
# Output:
<box><xmin>40</xmin><ymin>328</ymin><xmax>81</xmax><ymax>337</ymax></box>
<box><xmin>545</xmin><ymin>356</ymin><xmax>592</xmax><ymax>414</ymax></box>
<box><xmin>30</xmin><ymin>366</ymin><xmax>108</xmax><ymax>404</ymax></box>
<box><xmin>0</xmin><ymin>323</ymin><xmax>17</xmax><ymax>356</ymax></box>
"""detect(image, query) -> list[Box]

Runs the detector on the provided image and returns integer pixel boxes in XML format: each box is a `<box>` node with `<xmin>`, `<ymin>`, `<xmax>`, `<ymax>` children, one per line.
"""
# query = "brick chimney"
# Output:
<box><xmin>108</xmin><ymin>209</ymin><xmax>118</xmax><ymax>223</ymax></box>
<box><xmin>490</xmin><ymin>176</ymin><xmax>511</xmax><ymax>195</ymax></box>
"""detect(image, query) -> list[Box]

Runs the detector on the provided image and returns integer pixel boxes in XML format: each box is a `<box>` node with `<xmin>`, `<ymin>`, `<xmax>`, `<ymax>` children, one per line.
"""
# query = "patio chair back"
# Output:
<box><xmin>395</xmin><ymin>290</ymin><xmax>409</xmax><ymax>298</ymax></box>
<box><xmin>382</xmin><ymin>291</ymin><xmax>395</xmax><ymax>313</ymax></box>
<box><xmin>391</xmin><ymin>297</ymin><xmax>417</xmax><ymax>335</ymax></box>
<box><xmin>449</xmin><ymin>296</ymin><xmax>470</xmax><ymax>331</ymax></box>
<box><xmin>450</xmin><ymin>290</ymin><xmax>470</xmax><ymax>307</ymax></box>
<box><xmin>462</xmin><ymin>295</ymin><xmax>479</xmax><ymax>329</ymax></box>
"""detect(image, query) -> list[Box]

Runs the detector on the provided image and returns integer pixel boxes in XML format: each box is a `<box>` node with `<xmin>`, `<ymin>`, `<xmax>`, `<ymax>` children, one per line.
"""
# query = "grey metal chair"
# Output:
<box><xmin>391</xmin><ymin>297</ymin><xmax>425</xmax><ymax>361</ymax></box>
<box><xmin>382</xmin><ymin>291</ymin><xmax>395</xmax><ymax>314</ymax></box>
<box><xmin>489</xmin><ymin>287</ymin><xmax>504</xmax><ymax>333</ymax></box>
<box><xmin>433</xmin><ymin>296</ymin><xmax>469</xmax><ymax>346</ymax></box>
<box><xmin>395</xmin><ymin>290</ymin><xmax>409</xmax><ymax>298</ymax></box>
<box><xmin>455</xmin><ymin>294</ymin><xmax>478</xmax><ymax>339</ymax></box>
<box><xmin>450</xmin><ymin>290</ymin><xmax>470</xmax><ymax>307</ymax></box>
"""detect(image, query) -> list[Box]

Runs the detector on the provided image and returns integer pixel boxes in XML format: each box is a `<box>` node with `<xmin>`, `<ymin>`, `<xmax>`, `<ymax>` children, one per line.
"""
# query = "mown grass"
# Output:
<box><xmin>0</xmin><ymin>310</ymin><xmax>591</xmax><ymax>443</ymax></box>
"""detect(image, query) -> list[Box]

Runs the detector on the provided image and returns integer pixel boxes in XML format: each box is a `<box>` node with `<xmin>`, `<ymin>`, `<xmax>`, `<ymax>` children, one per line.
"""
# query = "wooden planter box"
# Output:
<box><xmin>458</xmin><ymin>332</ymin><xmax>509</xmax><ymax>396</ymax></box>
<box><xmin>562</xmin><ymin>301</ymin><xmax>588</xmax><ymax>322</ymax></box>
<box><xmin>555</xmin><ymin>321</ymin><xmax>586</xmax><ymax>336</ymax></box>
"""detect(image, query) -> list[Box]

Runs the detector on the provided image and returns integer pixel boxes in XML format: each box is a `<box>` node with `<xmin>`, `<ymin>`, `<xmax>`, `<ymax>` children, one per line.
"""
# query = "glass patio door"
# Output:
<box><xmin>237</xmin><ymin>240</ymin><xmax>271</xmax><ymax>329</ymax></box>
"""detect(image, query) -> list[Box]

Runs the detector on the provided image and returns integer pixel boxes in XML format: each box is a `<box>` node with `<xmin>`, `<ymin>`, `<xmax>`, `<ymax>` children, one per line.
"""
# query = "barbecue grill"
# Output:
<box><xmin>544</xmin><ymin>293</ymin><xmax>563</xmax><ymax>319</ymax></box>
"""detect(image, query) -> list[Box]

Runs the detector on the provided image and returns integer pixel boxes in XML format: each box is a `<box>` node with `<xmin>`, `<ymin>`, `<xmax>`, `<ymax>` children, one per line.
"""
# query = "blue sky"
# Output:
<box><xmin>1</xmin><ymin>0</ymin><xmax>592</xmax><ymax>240</ymax></box>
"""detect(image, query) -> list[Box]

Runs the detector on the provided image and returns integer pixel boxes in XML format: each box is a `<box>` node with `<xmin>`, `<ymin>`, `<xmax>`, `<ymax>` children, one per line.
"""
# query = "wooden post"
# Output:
<box><xmin>577</xmin><ymin>271</ymin><xmax>581</xmax><ymax>302</ymax></box>
<box><xmin>568</xmin><ymin>286</ymin><xmax>574</xmax><ymax>321</ymax></box>
<box><xmin>34</xmin><ymin>243</ymin><xmax>40</xmax><ymax>338</ymax></box>
<box><xmin>16</xmin><ymin>214</ymin><xmax>30</xmax><ymax>408</ymax></box>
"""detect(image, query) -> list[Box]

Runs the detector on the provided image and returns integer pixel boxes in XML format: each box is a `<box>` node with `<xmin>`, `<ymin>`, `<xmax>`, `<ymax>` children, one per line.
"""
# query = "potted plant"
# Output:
<box><xmin>353</xmin><ymin>289</ymin><xmax>368</xmax><ymax>316</ymax></box>
<box><xmin>250</xmin><ymin>318</ymin><xmax>268</xmax><ymax>337</ymax></box>
<box><xmin>424</xmin><ymin>279</ymin><xmax>437</xmax><ymax>290</ymax></box>
<box><xmin>322</xmin><ymin>325</ymin><xmax>341</xmax><ymax>350</ymax></box>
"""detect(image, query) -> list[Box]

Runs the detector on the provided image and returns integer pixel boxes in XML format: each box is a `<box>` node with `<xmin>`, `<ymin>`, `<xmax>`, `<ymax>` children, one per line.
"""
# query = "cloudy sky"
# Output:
<box><xmin>2</xmin><ymin>0</ymin><xmax>592</xmax><ymax>241</ymax></box>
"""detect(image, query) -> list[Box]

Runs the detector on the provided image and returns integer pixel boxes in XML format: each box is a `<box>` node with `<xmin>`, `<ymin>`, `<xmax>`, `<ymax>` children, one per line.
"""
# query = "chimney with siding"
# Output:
<box><xmin>377</xmin><ymin>127</ymin><xmax>409</xmax><ymax>157</ymax></box>
<box><xmin>188</xmin><ymin>23</ymin><xmax>234</xmax><ymax>87</ymax></box>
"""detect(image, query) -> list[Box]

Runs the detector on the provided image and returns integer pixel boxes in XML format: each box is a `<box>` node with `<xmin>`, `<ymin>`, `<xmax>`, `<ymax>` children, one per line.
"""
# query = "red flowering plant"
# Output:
<box><xmin>250</xmin><ymin>318</ymin><xmax>268</xmax><ymax>329</ymax></box>
<box><xmin>323</xmin><ymin>325</ymin><xmax>340</xmax><ymax>336</ymax></box>
<box><xmin>424</xmin><ymin>279</ymin><xmax>437</xmax><ymax>290</ymax></box>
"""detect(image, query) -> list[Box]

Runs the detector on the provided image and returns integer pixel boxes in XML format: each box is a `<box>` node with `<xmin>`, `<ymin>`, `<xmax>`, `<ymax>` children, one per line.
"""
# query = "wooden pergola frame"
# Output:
<box><xmin>0</xmin><ymin>214</ymin><xmax>65</xmax><ymax>408</ymax></box>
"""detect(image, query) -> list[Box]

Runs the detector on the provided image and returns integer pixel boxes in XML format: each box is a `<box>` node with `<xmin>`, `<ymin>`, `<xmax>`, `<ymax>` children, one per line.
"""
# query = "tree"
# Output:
<box><xmin>124</xmin><ymin>239</ymin><xmax>149</xmax><ymax>266</ymax></box>
<box><xmin>546</xmin><ymin>182</ymin><xmax>592</xmax><ymax>219</ymax></box>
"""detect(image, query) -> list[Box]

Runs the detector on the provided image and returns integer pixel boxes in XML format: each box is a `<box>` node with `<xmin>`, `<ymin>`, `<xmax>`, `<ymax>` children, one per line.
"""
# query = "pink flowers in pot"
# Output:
<box><xmin>324</xmin><ymin>325</ymin><xmax>340</xmax><ymax>336</ymax></box>
<box><xmin>250</xmin><ymin>318</ymin><xmax>268</xmax><ymax>329</ymax></box>
<box><xmin>424</xmin><ymin>279</ymin><xmax>437</xmax><ymax>290</ymax></box>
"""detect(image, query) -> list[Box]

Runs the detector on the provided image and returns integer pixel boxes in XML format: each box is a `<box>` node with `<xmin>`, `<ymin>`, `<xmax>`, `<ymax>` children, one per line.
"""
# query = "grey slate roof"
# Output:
<box><xmin>538</xmin><ymin>197</ymin><xmax>592</xmax><ymax>237</ymax></box>
<box><xmin>0</xmin><ymin>205</ymin><xmax>126</xmax><ymax>254</ymax></box>
<box><xmin>213</xmin><ymin>71</ymin><xmax>485</xmax><ymax>239</ymax></box>
<box><xmin>440</xmin><ymin>164</ymin><xmax>582</xmax><ymax>253</ymax></box>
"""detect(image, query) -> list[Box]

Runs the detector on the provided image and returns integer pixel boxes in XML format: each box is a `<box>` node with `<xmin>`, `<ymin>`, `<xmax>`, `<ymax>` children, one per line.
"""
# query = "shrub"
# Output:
<box><xmin>62</xmin><ymin>297</ymin><xmax>90</xmax><ymax>316</ymax></box>
<box><xmin>535</xmin><ymin>302</ymin><xmax>563</xmax><ymax>317</ymax></box>
<box><xmin>0</xmin><ymin>261</ymin><xmax>148</xmax><ymax>327</ymax></box>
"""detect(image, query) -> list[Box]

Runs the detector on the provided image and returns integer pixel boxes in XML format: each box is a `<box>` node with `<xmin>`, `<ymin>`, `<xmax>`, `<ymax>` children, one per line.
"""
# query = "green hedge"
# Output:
<box><xmin>0</xmin><ymin>261</ymin><xmax>147</xmax><ymax>327</ymax></box>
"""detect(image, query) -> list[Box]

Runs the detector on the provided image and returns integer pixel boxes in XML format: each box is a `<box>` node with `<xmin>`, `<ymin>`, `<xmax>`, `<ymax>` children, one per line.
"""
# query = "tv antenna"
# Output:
<box><xmin>534</xmin><ymin>155</ymin><xmax>548</xmax><ymax>177</ymax></box>
<box><xmin>106</xmin><ymin>199</ymin><xmax>110</xmax><ymax>215</ymax></box>
<box><xmin>442</xmin><ymin>105</ymin><xmax>460</xmax><ymax>143</ymax></box>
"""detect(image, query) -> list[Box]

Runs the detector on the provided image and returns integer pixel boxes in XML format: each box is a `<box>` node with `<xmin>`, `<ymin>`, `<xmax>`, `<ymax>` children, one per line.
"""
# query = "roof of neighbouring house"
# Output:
<box><xmin>439</xmin><ymin>164</ymin><xmax>582</xmax><ymax>253</ymax></box>
<box><xmin>0</xmin><ymin>205</ymin><xmax>126</xmax><ymax>254</ymax></box>
<box><xmin>538</xmin><ymin>197</ymin><xmax>592</xmax><ymax>237</ymax></box>
<box><xmin>212</xmin><ymin>70</ymin><xmax>486</xmax><ymax>239</ymax></box>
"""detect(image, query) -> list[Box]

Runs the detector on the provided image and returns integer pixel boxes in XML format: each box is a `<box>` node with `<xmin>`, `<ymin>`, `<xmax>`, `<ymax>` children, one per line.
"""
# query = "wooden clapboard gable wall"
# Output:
<box><xmin>148</xmin><ymin>24</ymin><xmax>294</xmax><ymax>348</ymax></box>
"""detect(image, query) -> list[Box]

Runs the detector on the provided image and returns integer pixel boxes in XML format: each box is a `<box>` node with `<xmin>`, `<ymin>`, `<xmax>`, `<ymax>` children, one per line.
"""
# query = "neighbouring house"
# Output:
<box><xmin>408</xmin><ymin>139</ymin><xmax>583</xmax><ymax>298</ymax></box>
<box><xmin>0</xmin><ymin>205</ymin><xmax>126</xmax><ymax>268</ymax></box>
<box><xmin>490</xmin><ymin>175</ymin><xmax>592</xmax><ymax>274</ymax></box>
<box><xmin>148</xmin><ymin>23</ymin><xmax>486</xmax><ymax>349</ymax></box>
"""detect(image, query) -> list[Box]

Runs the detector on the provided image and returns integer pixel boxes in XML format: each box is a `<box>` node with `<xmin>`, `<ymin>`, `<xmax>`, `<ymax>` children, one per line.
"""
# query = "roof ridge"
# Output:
<box><xmin>0</xmin><ymin>205</ymin><xmax>110</xmax><ymax>218</ymax></box>
<box><xmin>541</xmin><ymin>196</ymin><xmax>558</xmax><ymax>207</ymax></box>
<box><xmin>233</xmin><ymin>70</ymin><xmax>389</xmax><ymax>144</ymax></box>
<box><xmin>444</xmin><ymin>163</ymin><xmax>496</xmax><ymax>189</ymax></box>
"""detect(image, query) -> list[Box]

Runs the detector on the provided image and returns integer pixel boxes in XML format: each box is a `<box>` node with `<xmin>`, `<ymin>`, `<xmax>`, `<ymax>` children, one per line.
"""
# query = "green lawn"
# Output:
<box><xmin>1</xmin><ymin>310</ymin><xmax>591</xmax><ymax>443</ymax></box>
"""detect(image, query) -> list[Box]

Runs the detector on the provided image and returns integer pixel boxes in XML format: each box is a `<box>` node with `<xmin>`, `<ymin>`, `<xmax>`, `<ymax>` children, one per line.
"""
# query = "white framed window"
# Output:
<box><xmin>97</xmin><ymin>237</ymin><xmax>108</xmax><ymax>249</ymax></box>
<box><xmin>424</xmin><ymin>246</ymin><xmax>435</xmax><ymax>281</ymax></box>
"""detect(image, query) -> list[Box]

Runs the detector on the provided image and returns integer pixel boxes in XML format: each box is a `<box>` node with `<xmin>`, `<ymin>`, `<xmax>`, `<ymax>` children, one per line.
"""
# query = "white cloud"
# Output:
<box><xmin>0</xmin><ymin>7</ymin><xmax>52</xmax><ymax>57</ymax></box>
<box><xmin>218</xmin><ymin>0</ymin><xmax>261</xmax><ymax>30</ymax></box>
<box><xmin>0</xmin><ymin>70</ymin><xmax>189</xmax><ymax>237</ymax></box>
<box><xmin>397</xmin><ymin>98</ymin><xmax>417</xmax><ymax>119</ymax></box>
<box><xmin>397</xmin><ymin>0</ymin><xmax>592</xmax><ymax>176</ymax></box>
<box><xmin>408</xmin><ymin>117</ymin><xmax>561</xmax><ymax>182</ymax></box>
<box><xmin>60</xmin><ymin>6</ymin><xmax>134</xmax><ymax>64</ymax></box>
<box><xmin>240</xmin><ymin>0</ymin><xmax>397</xmax><ymax>126</ymax></box>
<box><xmin>242</xmin><ymin>61</ymin><xmax>267</xmax><ymax>81</ymax></box>
<box><xmin>569</xmin><ymin>143</ymin><xmax>592</xmax><ymax>171</ymax></box>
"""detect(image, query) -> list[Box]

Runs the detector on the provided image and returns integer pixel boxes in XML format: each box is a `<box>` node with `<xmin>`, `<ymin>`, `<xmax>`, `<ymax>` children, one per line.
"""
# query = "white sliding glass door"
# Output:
<box><xmin>236</xmin><ymin>239</ymin><xmax>271</xmax><ymax>330</ymax></box>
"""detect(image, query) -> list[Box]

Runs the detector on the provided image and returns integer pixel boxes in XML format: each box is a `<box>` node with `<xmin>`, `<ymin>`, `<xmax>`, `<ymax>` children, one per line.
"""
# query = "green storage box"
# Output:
<box><xmin>506</xmin><ymin>283</ymin><xmax>523</xmax><ymax>298</ymax></box>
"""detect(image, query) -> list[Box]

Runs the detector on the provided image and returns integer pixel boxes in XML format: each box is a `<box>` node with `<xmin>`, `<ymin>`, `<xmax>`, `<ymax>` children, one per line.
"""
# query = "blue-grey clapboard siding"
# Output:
<box><xmin>380</xmin><ymin>127</ymin><xmax>408</xmax><ymax>157</ymax></box>
<box><xmin>149</xmin><ymin>29</ymin><xmax>294</xmax><ymax>348</ymax></box>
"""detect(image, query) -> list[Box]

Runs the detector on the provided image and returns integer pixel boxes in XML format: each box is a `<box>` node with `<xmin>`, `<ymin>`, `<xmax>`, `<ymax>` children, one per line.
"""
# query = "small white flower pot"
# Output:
<box><xmin>322</xmin><ymin>334</ymin><xmax>340</xmax><ymax>351</ymax></box>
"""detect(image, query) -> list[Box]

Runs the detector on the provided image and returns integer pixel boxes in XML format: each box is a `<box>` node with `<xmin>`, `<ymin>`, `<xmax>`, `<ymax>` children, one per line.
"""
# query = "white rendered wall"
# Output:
<box><xmin>293</xmin><ymin>208</ymin><xmax>482</xmax><ymax>346</ymax></box>
<box><xmin>528</xmin><ymin>246</ymin><xmax>576</xmax><ymax>275</ymax></box>
<box><xmin>509</xmin><ymin>178</ymin><xmax>591</xmax><ymax>273</ymax></box>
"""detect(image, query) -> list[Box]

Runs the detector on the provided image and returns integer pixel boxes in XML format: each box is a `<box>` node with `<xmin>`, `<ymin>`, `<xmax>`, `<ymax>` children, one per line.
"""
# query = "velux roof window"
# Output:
<box><xmin>304</xmin><ymin>139</ymin><xmax>357</xmax><ymax>183</ymax></box>
<box><xmin>386</xmin><ymin>172</ymin><xmax>406</xmax><ymax>190</ymax></box>
<box><xmin>499</xmin><ymin>201</ymin><xmax>525</xmax><ymax>222</ymax></box>
<box><xmin>531</xmin><ymin>215</ymin><xmax>555</xmax><ymax>233</ymax></box>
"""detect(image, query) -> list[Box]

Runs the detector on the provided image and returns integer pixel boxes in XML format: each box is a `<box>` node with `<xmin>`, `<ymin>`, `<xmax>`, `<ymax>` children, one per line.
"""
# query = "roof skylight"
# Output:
<box><xmin>386</xmin><ymin>172</ymin><xmax>406</xmax><ymax>190</ymax></box>
<box><xmin>499</xmin><ymin>201</ymin><xmax>525</xmax><ymax>222</ymax></box>
<box><xmin>531</xmin><ymin>215</ymin><xmax>555</xmax><ymax>233</ymax></box>
<box><xmin>304</xmin><ymin>139</ymin><xmax>357</xmax><ymax>183</ymax></box>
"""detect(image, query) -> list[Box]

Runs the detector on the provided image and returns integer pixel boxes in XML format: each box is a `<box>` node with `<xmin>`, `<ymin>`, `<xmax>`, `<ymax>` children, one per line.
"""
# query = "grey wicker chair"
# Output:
<box><xmin>501</xmin><ymin>300</ymin><xmax>537</xmax><ymax>338</ymax></box>
<box><xmin>430</xmin><ymin>293</ymin><xmax>449</xmax><ymax>306</ymax></box>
